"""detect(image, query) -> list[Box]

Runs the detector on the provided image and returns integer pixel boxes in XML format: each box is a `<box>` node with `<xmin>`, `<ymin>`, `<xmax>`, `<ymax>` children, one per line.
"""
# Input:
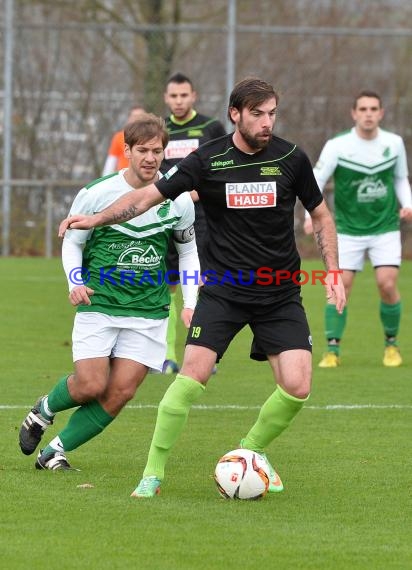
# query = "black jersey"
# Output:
<box><xmin>156</xmin><ymin>133</ymin><xmax>323</xmax><ymax>300</ymax></box>
<box><xmin>162</xmin><ymin>111</ymin><xmax>226</xmax><ymax>270</ymax></box>
<box><xmin>161</xmin><ymin>112</ymin><xmax>226</xmax><ymax>173</ymax></box>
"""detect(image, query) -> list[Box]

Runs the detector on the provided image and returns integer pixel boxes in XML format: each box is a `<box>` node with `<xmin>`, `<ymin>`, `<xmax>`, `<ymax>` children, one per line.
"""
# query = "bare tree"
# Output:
<box><xmin>3</xmin><ymin>0</ymin><xmax>412</xmax><ymax>255</ymax></box>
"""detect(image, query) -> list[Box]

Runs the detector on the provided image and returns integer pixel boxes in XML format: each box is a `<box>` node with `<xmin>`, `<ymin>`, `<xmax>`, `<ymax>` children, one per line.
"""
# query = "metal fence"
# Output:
<box><xmin>3</xmin><ymin>179</ymin><xmax>412</xmax><ymax>260</ymax></box>
<box><xmin>2</xmin><ymin>180</ymin><xmax>86</xmax><ymax>257</ymax></box>
<box><xmin>2</xmin><ymin>0</ymin><xmax>412</xmax><ymax>256</ymax></box>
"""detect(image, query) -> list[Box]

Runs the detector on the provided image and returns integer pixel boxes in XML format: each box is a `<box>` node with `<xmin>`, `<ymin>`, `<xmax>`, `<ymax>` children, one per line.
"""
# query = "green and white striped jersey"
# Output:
<box><xmin>64</xmin><ymin>169</ymin><xmax>195</xmax><ymax>318</ymax></box>
<box><xmin>314</xmin><ymin>127</ymin><xmax>408</xmax><ymax>235</ymax></box>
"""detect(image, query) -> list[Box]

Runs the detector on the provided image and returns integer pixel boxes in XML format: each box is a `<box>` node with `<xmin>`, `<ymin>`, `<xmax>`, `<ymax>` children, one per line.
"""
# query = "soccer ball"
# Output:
<box><xmin>214</xmin><ymin>448</ymin><xmax>270</xmax><ymax>500</ymax></box>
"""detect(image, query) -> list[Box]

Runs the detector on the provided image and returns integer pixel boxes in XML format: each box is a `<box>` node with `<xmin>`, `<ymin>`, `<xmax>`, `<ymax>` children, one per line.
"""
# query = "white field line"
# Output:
<box><xmin>5</xmin><ymin>276</ymin><xmax>64</xmax><ymax>282</ymax></box>
<box><xmin>1</xmin><ymin>404</ymin><xmax>411</xmax><ymax>411</ymax></box>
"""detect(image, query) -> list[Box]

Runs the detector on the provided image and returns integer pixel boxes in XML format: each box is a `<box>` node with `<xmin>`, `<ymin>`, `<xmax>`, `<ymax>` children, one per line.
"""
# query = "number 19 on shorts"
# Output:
<box><xmin>191</xmin><ymin>326</ymin><xmax>202</xmax><ymax>338</ymax></box>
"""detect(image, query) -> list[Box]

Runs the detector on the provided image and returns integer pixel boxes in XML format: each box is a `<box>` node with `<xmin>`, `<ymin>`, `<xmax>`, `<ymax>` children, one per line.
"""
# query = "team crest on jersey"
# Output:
<box><xmin>260</xmin><ymin>166</ymin><xmax>281</xmax><ymax>176</ymax></box>
<box><xmin>157</xmin><ymin>201</ymin><xmax>171</xmax><ymax>219</ymax></box>
<box><xmin>117</xmin><ymin>245</ymin><xmax>162</xmax><ymax>269</ymax></box>
<box><xmin>225</xmin><ymin>182</ymin><xmax>277</xmax><ymax>208</ymax></box>
<box><xmin>188</xmin><ymin>129</ymin><xmax>203</xmax><ymax>137</ymax></box>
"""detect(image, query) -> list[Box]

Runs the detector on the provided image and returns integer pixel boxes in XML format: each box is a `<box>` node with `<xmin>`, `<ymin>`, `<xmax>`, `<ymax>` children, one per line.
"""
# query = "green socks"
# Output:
<box><xmin>324</xmin><ymin>304</ymin><xmax>347</xmax><ymax>355</ymax></box>
<box><xmin>380</xmin><ymin>301</ymin><xmax>401</xmax><ymax>345</ymax></box>
<box><xmin>166</xmin><ymin>292</ymin><xmax>178</xmax><ymax>362</ymax></box>
<box><xmin>40</xmin><ymin>375</ymin><xmax>77</xmax><ymax>420</ymax></box>
<box><xmin>324</xmin><ymin>301</ymin><xmax>401</xmax><ymax>352</ymax></box>
<box><xmin>45</xmin><ymin>401</ymin><xmax>114</xmax><ymax>453</ymax></box>
<box><xmin>242</xmin><ymin>385</ymin><xmax>309</xmax><ymax>452</ymax></box>
<box><xmin>143</xmin><ymin>374</ymin><xmax>205</xmax><ymax>480</ymax></box>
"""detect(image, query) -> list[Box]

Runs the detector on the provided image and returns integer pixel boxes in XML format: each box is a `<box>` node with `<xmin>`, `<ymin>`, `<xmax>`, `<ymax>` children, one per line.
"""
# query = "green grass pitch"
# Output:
<box><xmin>0</xmin><ymin>257</ymin><xmax>411</xmax><ymax>569</ymax></box>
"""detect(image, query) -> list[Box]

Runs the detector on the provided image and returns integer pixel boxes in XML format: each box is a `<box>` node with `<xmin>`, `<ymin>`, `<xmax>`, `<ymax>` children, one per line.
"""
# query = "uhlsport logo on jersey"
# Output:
<box><xmin>117</xmin><ymin>245</ymin><xmax>162</xmax><ymax>269</ymax></box>
<box><xmin>225</xmin><ymin>181</ymin><xmax>276</xmax><ymax>208</ymax></box>
<box><xmin>211</xmin><ymin>159</ymin><xmax>235</xmax><ymax>169</ymax></box>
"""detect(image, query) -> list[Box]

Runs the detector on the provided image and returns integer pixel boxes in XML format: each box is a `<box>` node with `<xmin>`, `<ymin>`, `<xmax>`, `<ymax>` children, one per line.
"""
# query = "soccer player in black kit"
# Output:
<box><xmin>161</xmin><ymin>72</ymin><xmax>226</xmax><ymax>374</ymax></box>
<box><xmin>60</xmin><ymin>77</ymin><xmax>346</xmax><ymax>498</ymax></box>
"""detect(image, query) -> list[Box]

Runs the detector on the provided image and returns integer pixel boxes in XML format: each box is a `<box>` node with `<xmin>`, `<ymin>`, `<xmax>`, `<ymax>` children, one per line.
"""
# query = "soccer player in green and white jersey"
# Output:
<box><xmin>304</xmin><ymin>90</ymin><xmax>412</xmax><ymax>367</ymax></box>
<box><xmin>19</xmin><ymin>114</ymin><xmax>200</xmax><ymax>470</ymax></box>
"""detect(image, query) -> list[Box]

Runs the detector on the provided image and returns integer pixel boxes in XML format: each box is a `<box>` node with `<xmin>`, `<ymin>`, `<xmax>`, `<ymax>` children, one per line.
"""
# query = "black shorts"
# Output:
<box><xmin>186</xmin><ymin>287</ymin><xmax>312</xmax><ymax>362</ymax></box>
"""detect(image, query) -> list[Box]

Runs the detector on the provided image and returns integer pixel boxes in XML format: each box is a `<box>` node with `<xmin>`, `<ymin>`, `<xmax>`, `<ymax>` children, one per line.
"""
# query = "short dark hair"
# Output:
<box><xmin>166</xmin><ymin>72</ymin><xmax>194</xmax><ymax>89</ymax></box>
<box><xmin>352</xmin><ymin>90</ymin><xmax>382</xmax><ymax>109</ymax></box>
<box><xmin>228</xmin><ymin>77</ymin><xmax>279</xmax><ymax>123</ymax></box>
<box><xmin>124</xmin><ymin>113</ymin><xmax>169</xmax><ymax>149</ymax></box>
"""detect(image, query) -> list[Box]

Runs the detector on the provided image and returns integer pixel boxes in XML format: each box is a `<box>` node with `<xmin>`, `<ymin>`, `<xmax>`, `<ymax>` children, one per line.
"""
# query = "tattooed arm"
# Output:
<box><xmin>310</xmin><ymin>201</ymin><xmax>338</xmax><ymax>270</ymax></box>
<box><xmin>310</xmin><ymin>201</ymin><xmax>346</xmax><ymax>313</ymax></box>
<box><xmin>58</xmin><ymin>183</ymin><xmax>164</xmax><ymax>236</ymax></box>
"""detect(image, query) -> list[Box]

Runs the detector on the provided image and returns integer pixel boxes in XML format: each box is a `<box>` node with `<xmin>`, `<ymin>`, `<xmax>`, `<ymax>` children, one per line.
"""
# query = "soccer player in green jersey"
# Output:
<box><xmin>59</xmin><ymin>78</ymin><xmax>346</xmax><ymax>497</ymax></box>
<box><xmin>304</xmin><ymin>90</ymin><xmax>412</xmax><ymax>368</ymax></box>
<box><xmin>19</xmin><ymin>114</ymin><xmax>200</xmax><ymax>470</ymax></box>
<box><xmin>161</xmin><ymin>73</ymin><xmax>226</xmax><ymax>374</ymax></box>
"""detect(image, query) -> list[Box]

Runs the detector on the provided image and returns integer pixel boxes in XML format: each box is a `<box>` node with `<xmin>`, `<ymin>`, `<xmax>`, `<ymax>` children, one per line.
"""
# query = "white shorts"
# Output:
<box><xmin>338</xmin><ymin>231</ymin><xmax>401</xmax><ymax>272</ymax></box>
<box><xmin>72</xmin><ymin>312</ymin><xmax>168</xmax><ymax>371</ymax></box>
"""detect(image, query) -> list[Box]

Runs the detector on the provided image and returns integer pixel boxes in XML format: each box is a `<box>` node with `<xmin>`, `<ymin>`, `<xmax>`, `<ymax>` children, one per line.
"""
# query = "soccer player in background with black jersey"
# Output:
<box><xmin>60</xmin><ymin>77</ymin><xmax>346</xmax><ymax>497</ymax></box>
<box><xmin>161</xmin><ymin>73</ymin><xmax>226</xmax><ymax>374</ymax></box>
